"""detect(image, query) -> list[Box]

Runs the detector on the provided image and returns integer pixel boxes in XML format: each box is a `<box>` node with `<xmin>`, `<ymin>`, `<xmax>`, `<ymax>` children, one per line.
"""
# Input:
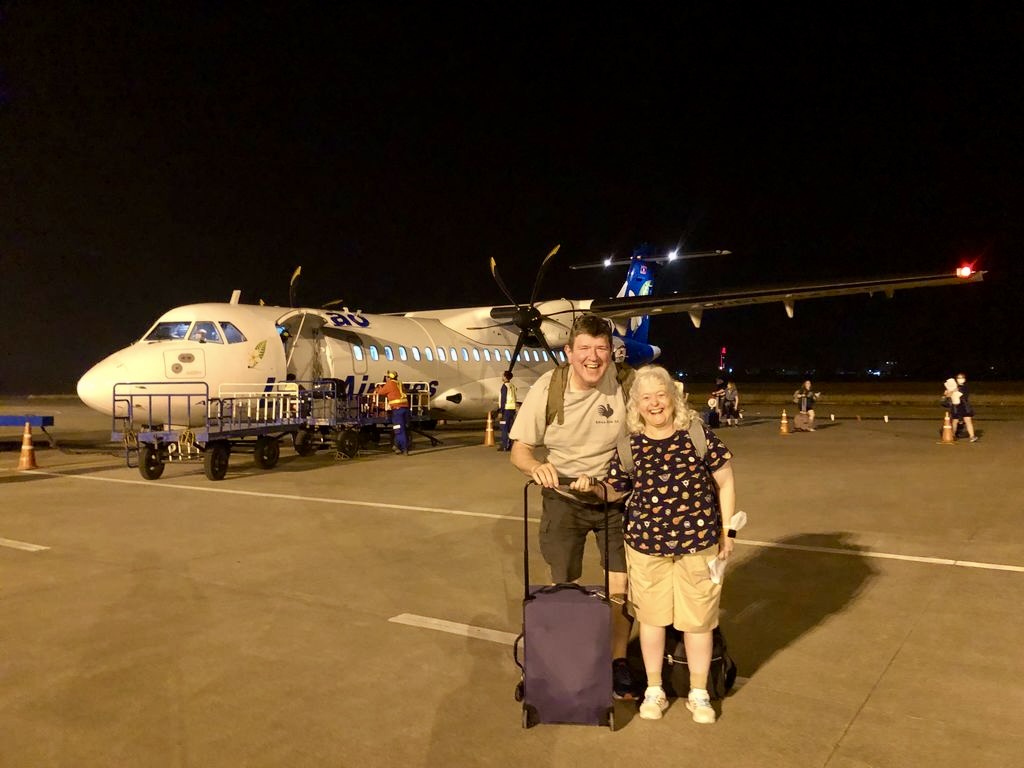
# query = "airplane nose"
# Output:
<box><xmin>77</xmin><ymin>361</ymin><xmax>116</xmax><ymax>415</ymax></box>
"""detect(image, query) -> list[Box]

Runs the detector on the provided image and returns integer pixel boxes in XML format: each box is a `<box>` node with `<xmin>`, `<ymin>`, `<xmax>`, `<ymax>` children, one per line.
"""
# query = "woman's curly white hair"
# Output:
<box><xmin>625</xmin><ymin>365</ymin><xmax>700</xmax><ymax>434</ymax></box>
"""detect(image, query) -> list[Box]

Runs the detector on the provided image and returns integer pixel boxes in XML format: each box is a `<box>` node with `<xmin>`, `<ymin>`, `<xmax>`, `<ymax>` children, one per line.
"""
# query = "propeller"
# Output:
<box><xmin>475</xmin><ymin>244</ymin><xmax>576</xmax><ymax>373</ymax></box>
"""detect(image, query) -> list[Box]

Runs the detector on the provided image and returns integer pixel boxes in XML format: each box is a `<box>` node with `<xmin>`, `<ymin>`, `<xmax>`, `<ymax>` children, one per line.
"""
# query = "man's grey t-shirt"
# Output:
<box><xmin>510</xmin><ymin>366</ymin><xmax>626</xmax><ymax>479</ymax></box>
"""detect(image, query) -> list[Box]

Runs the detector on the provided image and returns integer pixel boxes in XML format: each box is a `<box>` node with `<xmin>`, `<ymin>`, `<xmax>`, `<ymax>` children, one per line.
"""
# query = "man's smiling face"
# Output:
<box><xmin>565</xmin><ymin>332</ymin><xmax>611</xmax><ymax>390</ymax></box>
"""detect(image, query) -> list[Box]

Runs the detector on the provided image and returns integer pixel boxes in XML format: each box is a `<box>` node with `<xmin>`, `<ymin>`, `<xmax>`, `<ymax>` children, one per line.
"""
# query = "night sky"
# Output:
<box><xmin>2</xmin><ymin>5</ymin><xmax>1022</xmax><ymax>394</ymax></box>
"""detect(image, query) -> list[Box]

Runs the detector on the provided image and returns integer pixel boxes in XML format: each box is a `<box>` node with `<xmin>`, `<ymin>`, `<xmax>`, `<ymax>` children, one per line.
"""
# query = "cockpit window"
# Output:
<box><xmin>189</xmin><ymin>321</ymin><xmax>223</xmax><ymax>343</ymax></box>
<box><xmin>145</xmin><ymin>321</ymin><xmax>191</xmax><ymax>341</ymax></box>
<box><xmin>221</xmin><ymin>322</ymin><xmax>246</xmax><ymax>343</ymax></box>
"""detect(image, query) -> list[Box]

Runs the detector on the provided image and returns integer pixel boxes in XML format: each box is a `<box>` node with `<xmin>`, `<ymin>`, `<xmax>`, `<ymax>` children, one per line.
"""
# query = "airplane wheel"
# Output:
<box><xmin>293</xmin><ymin>430</ymin><xmax>316</xmax><ymax>457</ymax></box>
<box><xmin>335</xmin><ymin>429</ymin><xmax>360</xmax><ymax>459</ymax></box>
<box><xmin>204</xmin><ymin>441</ymin><xmax>231</xmax><ymax>481</ymax></box>
<box><xmin>254</xmin><ymin>436</ymin><xmax>280</xmax><ymax>469</ymax></box>
<box><xmin>139</xmin><ymin>443</ymin><xmax>165</xmax><ymax>480</ymax></box>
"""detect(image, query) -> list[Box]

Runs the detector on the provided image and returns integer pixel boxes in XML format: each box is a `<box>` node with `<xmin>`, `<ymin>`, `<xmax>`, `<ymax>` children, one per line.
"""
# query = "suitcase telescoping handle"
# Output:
<box><xmin>522</xmin><ymin>480</ymin><xmax>611</xmax><ymax>602</ymax></box>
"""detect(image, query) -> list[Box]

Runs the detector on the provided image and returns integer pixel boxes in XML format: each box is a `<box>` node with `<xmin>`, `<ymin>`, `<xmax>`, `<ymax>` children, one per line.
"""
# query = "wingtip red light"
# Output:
<box><xmin>956</xmin><ymin>266</ymin><xmax>974</xmax><ymax>278</ymax></box>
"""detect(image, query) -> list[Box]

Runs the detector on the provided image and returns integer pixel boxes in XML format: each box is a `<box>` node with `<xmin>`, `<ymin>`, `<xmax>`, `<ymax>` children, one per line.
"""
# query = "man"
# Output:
<box><xmin>509</xmin><ymin>314</ymin><xmax>635</xmax><ymax>698</ymax></box>
<box><xmin>793</xmin><ymin>379</ymin><xmax>820</xmax><ymax>431</ymax></box>
<box><xmin>376</xmin><ymin>370</ymin><xmax>410</xmax><ymax>454</ymax></box>
<box><xmin>497</xmin><ymin>370</ymin><xmax>518</xmax><ymax>451</ymax></box>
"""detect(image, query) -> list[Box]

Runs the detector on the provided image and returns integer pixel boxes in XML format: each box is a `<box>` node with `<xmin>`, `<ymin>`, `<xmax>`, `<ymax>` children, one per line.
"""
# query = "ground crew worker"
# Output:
<box><xmin>376</xmin><ymin>370</ymin><xmax>411</xmax><ymax>454</ymax></box>
<box><xmin>497</xmin><ymin>370</ymin><xmax>517</xmax><ymax>451</ymax></box>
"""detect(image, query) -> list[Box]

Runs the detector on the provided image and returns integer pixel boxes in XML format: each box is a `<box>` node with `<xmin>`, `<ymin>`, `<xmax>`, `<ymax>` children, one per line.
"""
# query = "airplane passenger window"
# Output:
<box><xmin>220</xmin><ymin>322</ymin><xmax>246</xmax><ymax>343</ymax></box>
<box><xmin>424</xmin><ymin>347</ymin><xmax>433</xmax><ymax>361</ymax></box>
<box><xmin>504</xmin><ymin>350</ymin><xmax>512</xmax><ymax>362</ymax></box>
<box><xmin>541</xmin><ymin>351</ymin><xmax>549</xmax><ymax>362</ymax></box>
<box><xmin>190</xmin><ymin>321</ymin><xmax>223</xmax><ymax>343</ymax></box>
<box><xmin>450</xmin><ymin>347</ymin><xmax>457</xmax><ymax>362</ymax></box>
<box><xmin>353</xmin><ymin>345</ymin><xmax>364</xmax><ymax>361</ymax></box>
<box><xmin>411</xmin><ymin>347</ymin><xmax>421</xmax><ymax>362</ymax></box>
<box><xmin>472</xmin><ymin>349</ymin><xmax>481</xmax><ymax>362</ymax></box>
<box><xmin>461</xmin><ymin>348</ymin><xmax>469</xmax><ymax>362</ymax></box>
<box><xmin>558</xmin><ymin>351</ymin><xmax>566</xmax><ymax>363</ymax></box>
<box><xmin>493</xmin><ymin>348</ymin><xmax>501</xmax><ymax>361</ymax></box>
<box><xmin>384</xmin><ymin>346</ymin><xmax>394</xmax><ymax>360</ymax></box>
<box><xmin>369</xmin><ymin>345</ymin><xmax>379</xmax><ymax>361</ymax></box>
<box><xmin>533</xmin><ymin>350</ymin><xmax>541</xmax><ymax>362</ymax></box>
<box><xmin>399</xmin><ymin>346</ymin><xmax>408</xmax><ymax>361</ymax></box>
<box><xmin>145</xmin><ymin>321</ymin><xmax>191</xmax><ymax>341</ymax></box>
<box><xmin>483</xmin><ymin>349</ymin><xmax>491</xmax><ymax>362</ymax></box>
<box><xmin>436</xmin><ymin>347</ymin><xmax>446</xmax><ymax>361</ymax></box>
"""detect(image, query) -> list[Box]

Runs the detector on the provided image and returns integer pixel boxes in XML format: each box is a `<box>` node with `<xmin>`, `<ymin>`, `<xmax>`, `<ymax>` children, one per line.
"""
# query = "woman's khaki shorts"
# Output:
<box><xmin>625</xmin><ymin>544</ymin><xmax>721</xmax><ymax>632</ymax></box>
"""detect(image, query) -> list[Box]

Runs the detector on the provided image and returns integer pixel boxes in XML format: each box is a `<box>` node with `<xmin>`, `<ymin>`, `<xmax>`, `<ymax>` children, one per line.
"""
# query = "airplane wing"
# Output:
<box><xmin>588</xmin><ymin>270</ymin><xmax>985</xmax><ymax>326</ymax></box>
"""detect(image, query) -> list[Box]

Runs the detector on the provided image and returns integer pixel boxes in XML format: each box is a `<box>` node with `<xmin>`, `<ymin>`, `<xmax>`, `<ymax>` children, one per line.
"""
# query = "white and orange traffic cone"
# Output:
<box><xmin>484</xmin><ymin>412</ymin><xmax>495</xmax><ymax>447</ymax></box>
<box><xmin>17</xmin><ymin>421</ymin><xmax>38</xmax><ymax>470</ymax></box>
<box><xmin>940</xmin><ymin>412</ymin><xmax>955</xmax><ymax>445</ymax></box>
<box><xmin>780</xmin><ymin>409</ymin><xmax>790</xmax><ymax>435</ymax></box>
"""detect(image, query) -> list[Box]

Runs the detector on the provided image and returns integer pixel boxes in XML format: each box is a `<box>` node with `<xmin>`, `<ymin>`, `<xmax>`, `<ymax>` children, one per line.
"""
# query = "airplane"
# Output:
<box><xmin>76</xmin><ymin>247</ymin><xmax>985</xmax><ymax>430</ymax></box>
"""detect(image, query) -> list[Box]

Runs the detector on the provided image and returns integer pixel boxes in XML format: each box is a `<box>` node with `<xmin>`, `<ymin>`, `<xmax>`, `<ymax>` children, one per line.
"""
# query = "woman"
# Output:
<box><xmin>572</xmin><ymin>365</ymin><xmax>736</xmax><ymax>723</ymax></box>
<box><xmin>952</xmin><ymin>372</ymin><xmax>978</xmax><ymax>442</ymax></box>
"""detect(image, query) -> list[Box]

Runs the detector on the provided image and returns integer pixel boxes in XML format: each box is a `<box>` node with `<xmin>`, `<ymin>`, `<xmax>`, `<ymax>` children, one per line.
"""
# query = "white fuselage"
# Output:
<box><xmin>77</xmin><ymin>299</ymin><xmax>594</xmax><ymax>426</ymax></box>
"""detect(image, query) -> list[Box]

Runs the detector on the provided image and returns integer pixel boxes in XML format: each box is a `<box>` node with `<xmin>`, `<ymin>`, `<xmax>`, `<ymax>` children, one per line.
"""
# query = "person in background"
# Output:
<box><xmin>952</xmin><ymin>372</ymin><xmax>978</xmax><ymax>442</ymax></box>
<box><xmin>574</xmin><ymin>365</ymin><xmax>736</xmax><ymax>724</ymax></box>
<box><xmin>793</xmin><ymin>379</ymin><xmax>820</xmax><ymax>431</ymax></box>
<box><xmin>375</xmin><ymin>370</ymin><xmax>411</xmax><ymax>454</ymax></box>
<box><xmin>509</xmin><ymin>314</ymin><xmax>636</xmax><ymax>699</ymax></box>
<box><xmin>707</xmin><ymin>378</ymin><xmax>726</xmax><ymax>428</ymax></box>
<box><xmin>722</xmin><ymin>380</ymin><xmax>740</xmax><ymax>426</ymax></box>
<box><xmin>497</xmin><ymin>370</ymin><xmax>518</xmax><ymax>451</ymax></box>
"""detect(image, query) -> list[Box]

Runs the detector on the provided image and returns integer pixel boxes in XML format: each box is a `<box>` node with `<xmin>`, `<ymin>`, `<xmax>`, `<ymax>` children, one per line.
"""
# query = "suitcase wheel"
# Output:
<box><xmin>606</xmin><ymin>707</ymin><xmax>616</xmax><ymax>731</ymax></box>
<box><xmin>514</xmin><ymin>680</ymin><xmax>524</xmax><ymax>702</ymax></box>
<box><xmin>522</xmin><ymin>704</ymin><xmax>539</xmax><ymax>729</ymax></box>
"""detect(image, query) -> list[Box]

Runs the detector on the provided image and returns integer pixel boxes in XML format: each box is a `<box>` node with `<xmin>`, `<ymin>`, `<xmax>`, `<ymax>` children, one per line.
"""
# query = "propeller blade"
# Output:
<box><xmin>289</xmin><ymin>266</ymin><xmax>302</xmax><ymax>307</ymax></box>
<box><xmin>490</xmin><ymin>258</ymin><xmax>519</xmax><ymax>307</ymax></box>
<box><xmin>466</xmin><ymin>321</ymin><xmax>516</xmax><ymax>331</ymax></box>
<box><xmin>528</xmin><ymin>244</ymin><xmax>561</xmax><ymax>306</ymax></box>
<box><xmin>508</xmin><ymin>333</ymin><xmax>528</xmax><ymax>376</ymax></box>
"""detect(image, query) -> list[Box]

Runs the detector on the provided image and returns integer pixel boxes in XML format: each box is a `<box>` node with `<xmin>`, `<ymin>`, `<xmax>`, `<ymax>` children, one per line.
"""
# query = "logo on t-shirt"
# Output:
<box><xmin>598</xmin><ymin>404</ymin><xmax>616</xmax><ymax>419</ymax></box>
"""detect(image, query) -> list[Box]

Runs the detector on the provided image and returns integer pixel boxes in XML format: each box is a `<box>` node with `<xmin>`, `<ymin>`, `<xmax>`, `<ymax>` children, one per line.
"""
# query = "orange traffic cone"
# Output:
<box><xmin>484</xmin><ymin>412</ymin><xmax>495</xmax><ymax>447</ymax></box>
<box><xmin>779</xmin><ymin>409</ymin><xmax>790</xmax><ymax>435</ymax></box>
<box><xmin>17</xmin><ymin>421</ymin><xmax>38</xmax><ymax>470</ymax></box>
<box><xmin>939</xmin><ymin>412</ymin><xmax>955</xmax><ymax>445</ymax></box>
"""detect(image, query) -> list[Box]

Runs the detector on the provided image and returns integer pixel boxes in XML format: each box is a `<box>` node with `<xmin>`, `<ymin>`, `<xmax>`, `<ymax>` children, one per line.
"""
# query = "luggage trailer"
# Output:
<box><xmin>111</xmin><ymin>380</ymin><xmax>435</xmax><ymax>481</ymax></box>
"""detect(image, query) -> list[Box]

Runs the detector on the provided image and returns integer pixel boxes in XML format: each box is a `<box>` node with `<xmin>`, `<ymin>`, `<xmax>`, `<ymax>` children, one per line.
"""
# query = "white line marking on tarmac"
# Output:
<box><xmin>24</xmin><ymin>470</ymin><xmax>517</xmax><ymax>522</ymax></box>
<box><xmin>22</xmin><ymin>470</ymin><xmax>1024</xmax><ymax>574</ymax></box>
<box><xmin>0</xmin><ymin>537</ymin><xmax>50</xmax><ymax>552</ymax></box>
<box><xmin>389</xmin><ymin>613</ymin><xmax>519</xmax><ymax>645</ymax></box>
<box><xmin>388</xmin><ymin>611</ymin><xmax>753</xmax><ymax>687</ymax></box>
<box><xmin>740</xmin><ymin>538</ymin><xmax>1024</xmax><ymax>573</ymax></box>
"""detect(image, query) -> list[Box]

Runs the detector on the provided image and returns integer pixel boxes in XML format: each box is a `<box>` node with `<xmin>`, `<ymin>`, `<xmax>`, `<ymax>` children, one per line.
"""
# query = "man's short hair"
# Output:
<box><xmin>568</xmin><ymin>314</ymin><xmax>613</xmax><ymax>348</ymax></box>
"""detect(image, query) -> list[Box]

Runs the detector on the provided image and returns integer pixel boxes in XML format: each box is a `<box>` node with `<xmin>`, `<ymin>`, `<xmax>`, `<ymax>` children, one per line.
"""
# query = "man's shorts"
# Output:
<box><xmin>625</xmin><ymin>544</ymin><xmax>721</xmax><ymax>632</ymax></box>
<box><xmin>539</xmin><ymin>488</ymin><xmax>626</xmax><ymax>583</ymax></box>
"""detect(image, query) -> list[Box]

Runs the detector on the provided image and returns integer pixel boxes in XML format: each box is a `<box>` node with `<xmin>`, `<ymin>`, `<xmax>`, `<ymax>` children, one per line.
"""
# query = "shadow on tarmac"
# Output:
<box><xmin>722</xmin><ymin>532</ymin><xmax>877</xmax><ymax>679</ymax></box>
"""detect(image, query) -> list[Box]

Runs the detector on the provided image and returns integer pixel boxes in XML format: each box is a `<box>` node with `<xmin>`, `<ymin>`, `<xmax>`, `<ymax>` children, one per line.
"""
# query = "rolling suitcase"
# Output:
<box><xmin>513</xmin><ymin>482</ymin><xmax>616</xmax><ymax>729</ymax></box>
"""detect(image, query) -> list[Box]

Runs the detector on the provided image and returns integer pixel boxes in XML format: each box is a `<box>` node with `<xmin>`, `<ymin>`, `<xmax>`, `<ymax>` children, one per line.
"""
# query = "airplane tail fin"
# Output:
<box><xmin>618</xmin><ymin>245</ymin><xmax>654</xmax><ymax>345</ymax></box>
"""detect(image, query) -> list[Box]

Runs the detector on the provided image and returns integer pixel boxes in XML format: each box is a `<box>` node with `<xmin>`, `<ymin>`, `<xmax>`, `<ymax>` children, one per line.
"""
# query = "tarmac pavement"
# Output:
<box><xmin>2</xmin><ymin>397</ymin><xmax>1023</xmax><ymax>767</ymax></box>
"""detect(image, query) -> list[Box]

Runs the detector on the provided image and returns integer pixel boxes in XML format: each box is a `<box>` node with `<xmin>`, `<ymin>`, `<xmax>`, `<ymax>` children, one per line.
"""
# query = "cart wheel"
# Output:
<box><xmin>139</xmin><ymin>443</ymin><xmax>165</xmax><ymax>480</ymax></box>
<box><xmin>335</xmin><ymin>428</ymin><xmax>359</xmax><ymax>459</ymax></box>
<box><xmin>204</xmin><ymin>441</ymin><xmax>231</xmax><ymax>481</ymax></box>
<box><xmin>254</xmin><ymin>436</ymin><xmax>280</xmax><ymax>469</ymax></box>
<box><xmin>514</xmin><ymin>681</ymin><xmax>524</xmax><ymax>702</ymax></box>
<box><xmin>293</xmin><ymin>430</ymin><xmax>316</xmax><ymax>457</ymax></box>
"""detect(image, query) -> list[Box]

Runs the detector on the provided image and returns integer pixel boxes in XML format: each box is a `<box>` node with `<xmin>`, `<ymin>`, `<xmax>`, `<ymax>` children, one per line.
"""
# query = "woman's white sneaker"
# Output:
<box><xmin>686</xmin><ymin>690</ymin><xmax>716</xmax><ymax>723</ymax></box>
<box><xmin>639</xmin><ymin>687</ymin><xmax>669</xmax><ymax>720</ymax></box>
